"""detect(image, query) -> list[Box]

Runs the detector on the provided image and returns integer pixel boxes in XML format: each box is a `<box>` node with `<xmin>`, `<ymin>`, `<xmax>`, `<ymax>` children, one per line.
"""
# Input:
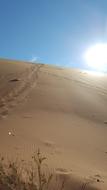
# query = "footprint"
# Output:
<box><xmin>56</xmin><ymin>168</ymin><xmax>72</xmax><ymax>174</ymax></box>
<box><xmin>9</xmin><ymin>78</ymin><xmax>20</xmax><ymax>82</ymax></box>
<box><xmin>94</xmin><ymin>174</ymin><xmax>101</xmax><ymax>178</ymax></box>
<box><xmin>1</xmin><ymin>108</ymin><xmax>8</xmax><ymax>117</ymax></box>
<box><xmin>42</xmin><ymin>140</ymin><xmax>55</xmax><ymax>148</ymax></box>
<box><xmin>23</xmin><ymin>114</ymin><xmax>33</xmax><ymax>119</ymax></box>
<box><xmin>104</xmin><ymin>121</ymin><xmax>107</xmax><ymax>124</ymax></box>
<box><xmin>0</xmin><ymin>98</ymin><xmax>6</xmax><ymax>108</ymax></box>
<box><xmin>89</xmin><ymin>174</ymin><xmax>104</xmax><ymax>184</ymax></box>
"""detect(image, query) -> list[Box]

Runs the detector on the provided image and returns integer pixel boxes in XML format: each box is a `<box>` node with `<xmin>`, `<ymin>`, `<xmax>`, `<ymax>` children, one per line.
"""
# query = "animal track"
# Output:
<box><xmin>0</xmin><ymin>64</ymin><xmax>44</xmax><ymax>118</ymax></box>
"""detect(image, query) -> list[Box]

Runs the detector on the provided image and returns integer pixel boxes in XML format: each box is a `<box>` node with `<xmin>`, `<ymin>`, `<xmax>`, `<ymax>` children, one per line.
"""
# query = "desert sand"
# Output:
<box><xmin>0</xmin><ymin>58</ymin><xmax>107</xmax><ymax>189</ymax></box>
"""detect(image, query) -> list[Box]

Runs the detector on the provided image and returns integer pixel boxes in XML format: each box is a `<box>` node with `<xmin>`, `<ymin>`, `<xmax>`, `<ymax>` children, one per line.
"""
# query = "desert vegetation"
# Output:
<box><xmin>0</xmin><ymin>149</ymin><xmax>100</xmax><ymax>190</ymax></box>
<box><xmin>0</xmin><ymin>149</ymin><xmax>66</xmax><ymax>190</ymax></box>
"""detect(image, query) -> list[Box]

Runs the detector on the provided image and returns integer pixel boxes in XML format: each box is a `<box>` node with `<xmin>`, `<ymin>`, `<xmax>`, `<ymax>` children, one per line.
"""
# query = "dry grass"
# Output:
<box><xmin>0</xmin><ymin>150</ymin><xmax>98</xmax><ymax>190</ymax></box>
<box><xmin>0</xmin><ymin>150</ymin><xmax>65</xmax><ymax>190</ymax></box>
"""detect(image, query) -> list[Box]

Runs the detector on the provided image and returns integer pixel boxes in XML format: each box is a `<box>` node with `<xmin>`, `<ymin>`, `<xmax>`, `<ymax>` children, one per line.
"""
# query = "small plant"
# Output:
<box><xmin>0</xmin><ymin>157</ymin><xmax>26</xmax><ymax>190</ymax></box>
<box><xmin>32</xmin><ymin>149</ymin><xmax>53</xmax><ymax>190</ymax></box>
<box><xmin>0</xmin><ymin>150</ymin><xmax>65</xmax><ymax>190</ymax></box>
<box><xmin>0</xmin><ymin>150</ymin><xmax>93</xmax><ymax>190</ymax></box>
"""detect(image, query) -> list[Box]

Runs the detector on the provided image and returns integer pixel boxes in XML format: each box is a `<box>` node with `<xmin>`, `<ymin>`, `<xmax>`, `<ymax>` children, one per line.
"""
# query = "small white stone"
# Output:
<box><xmin>8</xmin><ymin>132</ymin><xmax>12</xmax><ymax>135</ymax></box>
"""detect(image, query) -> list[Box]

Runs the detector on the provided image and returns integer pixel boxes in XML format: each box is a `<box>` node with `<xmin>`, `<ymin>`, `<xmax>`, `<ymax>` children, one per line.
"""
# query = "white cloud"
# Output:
<box><xmin>30</xmin><ymin>56</ymin><xmax>38</xmax><ymax>63</ymax></box>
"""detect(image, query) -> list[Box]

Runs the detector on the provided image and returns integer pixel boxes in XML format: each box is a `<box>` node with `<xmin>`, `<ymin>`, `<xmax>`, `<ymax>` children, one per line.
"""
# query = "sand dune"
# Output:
<box><xmin>0</xmin><ymin>59</ymin><xmax>107</xmax><ymax>189</ymax></box>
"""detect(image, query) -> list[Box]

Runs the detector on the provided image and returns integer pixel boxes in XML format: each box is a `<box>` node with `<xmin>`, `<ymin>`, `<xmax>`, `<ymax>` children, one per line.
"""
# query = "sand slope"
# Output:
<box><xmin>0</xmin><ymin>59</ymin><xmax>107</xmax><ymax>189</ymax></box>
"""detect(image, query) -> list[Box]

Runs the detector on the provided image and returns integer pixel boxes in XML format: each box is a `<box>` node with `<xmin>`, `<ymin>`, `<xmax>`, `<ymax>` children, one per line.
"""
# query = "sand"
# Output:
<box><xmin>0</xmin><ymin>58</ymin><xmax>107</xmax><ymax>189</ymax></box>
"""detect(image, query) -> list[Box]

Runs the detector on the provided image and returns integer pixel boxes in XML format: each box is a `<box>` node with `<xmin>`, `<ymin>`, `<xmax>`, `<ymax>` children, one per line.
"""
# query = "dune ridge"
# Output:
<box><xmin>0</xmin><ymin>59</ymin><xmax>107</xmax><ymax>189</ymax></box>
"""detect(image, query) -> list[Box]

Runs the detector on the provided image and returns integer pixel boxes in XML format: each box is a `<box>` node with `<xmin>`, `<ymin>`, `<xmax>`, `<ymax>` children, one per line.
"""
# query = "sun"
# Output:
<box><xmin>84</xmin><ymin>43</ymin><xmax>107</xmax><ymax>71</ymax></box>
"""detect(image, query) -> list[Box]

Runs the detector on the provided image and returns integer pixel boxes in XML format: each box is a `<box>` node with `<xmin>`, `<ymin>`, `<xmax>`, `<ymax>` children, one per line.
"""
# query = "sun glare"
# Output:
<box><xmin>84</xmin><ymin>43</ymin><xmax>107</xmax><ymax>71</ymax></box>
<box><xmin>84</xmin><ymin>70</ymin><xmax>105</xmax><ymax>77</ymax></box>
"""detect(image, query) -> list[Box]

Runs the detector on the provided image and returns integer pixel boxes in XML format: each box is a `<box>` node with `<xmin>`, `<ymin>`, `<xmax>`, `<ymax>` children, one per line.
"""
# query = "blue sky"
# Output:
<box><xmin>0</xmin><ymin>0</ymin><xmax>107</xmax><ymax>69</ymax></box>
